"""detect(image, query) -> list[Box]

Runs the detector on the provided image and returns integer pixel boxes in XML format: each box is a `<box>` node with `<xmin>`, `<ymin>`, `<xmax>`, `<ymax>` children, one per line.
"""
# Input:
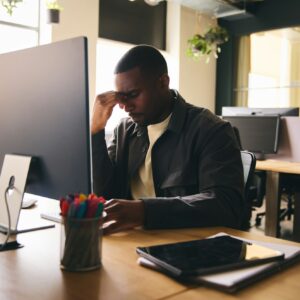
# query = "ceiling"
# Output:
<box><xmin>170</xmin><ymin>0</ymin><xmax>264</xmax><ymax>18</ymax></box>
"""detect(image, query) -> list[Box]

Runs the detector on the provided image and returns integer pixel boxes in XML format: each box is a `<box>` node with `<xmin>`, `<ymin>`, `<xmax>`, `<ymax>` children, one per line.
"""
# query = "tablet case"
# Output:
<box><xmin>137</xmin><ymin>233</ymin><xmax>300</xmax><ymax>293</ymax></box>
<box><xmin>136</xmin><ymin>235</ymin><xmax>284</xmax><ymax>277</ymax></box>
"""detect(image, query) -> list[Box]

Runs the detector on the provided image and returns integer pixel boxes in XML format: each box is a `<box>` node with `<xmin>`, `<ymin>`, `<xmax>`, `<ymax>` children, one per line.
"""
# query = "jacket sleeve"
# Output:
<box><xmin>91</xmin><ymin>130</ymin><xmax>116</xmax><ymax>198</ymax></box>
<box><xmin>142</xmin><ymin>122</ymin><xmax>246</xmax><ymax>230</ymax></box>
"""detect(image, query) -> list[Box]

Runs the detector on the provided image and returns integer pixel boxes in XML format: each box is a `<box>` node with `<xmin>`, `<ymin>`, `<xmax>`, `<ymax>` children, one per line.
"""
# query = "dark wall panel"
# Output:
<box><xmin>99</xmin><ymin>0</ymin><xmax>166</xmax><ymax>50</ymax></box>
<box><xmin>219</xmin><ymin>0</ymin><xmax>300</xmax><ymax>36</ymax></box>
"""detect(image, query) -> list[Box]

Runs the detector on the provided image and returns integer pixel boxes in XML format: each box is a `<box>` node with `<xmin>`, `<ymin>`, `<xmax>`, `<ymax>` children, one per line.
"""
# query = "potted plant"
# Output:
<box><xmin>1</xmin><ymin>0</ymin><xmax>23</xmax><ymax>15</ymax></box>
<box><xmin>187</xmin><ymin>26</ymin><xmax>229</xmax><ymax>62</ymax></box>
<box><xmin>46</xmin><ymin>0</ymin><xmax>63</xmax><ymax>24</ymax></box>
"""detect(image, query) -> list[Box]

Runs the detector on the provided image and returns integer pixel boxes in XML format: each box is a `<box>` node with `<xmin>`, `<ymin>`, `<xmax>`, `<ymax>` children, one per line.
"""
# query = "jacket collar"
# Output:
<box><xmin>167</xmin><ymin>90</ymin><xmax>187</xmax><ymax>134</ymax></box>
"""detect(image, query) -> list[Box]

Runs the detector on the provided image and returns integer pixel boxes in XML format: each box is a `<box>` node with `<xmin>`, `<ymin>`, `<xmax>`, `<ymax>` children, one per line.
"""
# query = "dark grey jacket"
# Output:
<box><xmin>92</xmin><ymin>92</ymin><xmax>245</xmax><ymax>229</ymax></box>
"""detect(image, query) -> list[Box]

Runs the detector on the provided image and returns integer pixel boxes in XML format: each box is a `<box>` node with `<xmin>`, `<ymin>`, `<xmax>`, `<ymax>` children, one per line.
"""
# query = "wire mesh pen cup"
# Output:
<box><xmin>60</xmin><ymin>216</ymin><xmax>103</xmax><ymax>271</ymax></box>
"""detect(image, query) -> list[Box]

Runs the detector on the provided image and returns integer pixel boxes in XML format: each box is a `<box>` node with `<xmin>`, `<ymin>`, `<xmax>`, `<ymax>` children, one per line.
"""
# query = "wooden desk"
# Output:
<box><xmin>256</xmin><ymin>160</ymin><xmax>300</xmax><ymax>241</ymax></box>
<box><xmin>1</xmin><ymin>199</ymin><xmax>300</xmax><ymax>300</ymax></box>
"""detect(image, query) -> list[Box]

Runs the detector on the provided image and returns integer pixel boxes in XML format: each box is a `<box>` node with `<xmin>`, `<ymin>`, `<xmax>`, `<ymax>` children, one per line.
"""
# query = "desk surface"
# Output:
<box><xmin>256</xmin><ymin>159</ymin><xmax>300</xmax><ymax>174</ymax></box>
<box><xmin>1</xmin><ymin>199</ymin><xmax>300</xmax><ymax>300</ymax></box>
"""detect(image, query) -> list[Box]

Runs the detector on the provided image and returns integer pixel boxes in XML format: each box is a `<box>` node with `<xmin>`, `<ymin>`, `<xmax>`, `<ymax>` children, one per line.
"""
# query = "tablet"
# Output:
<box><xmin>136</xmin><ymin>235</ymin><xmax>284</xmax><ymax>277</ymax></box>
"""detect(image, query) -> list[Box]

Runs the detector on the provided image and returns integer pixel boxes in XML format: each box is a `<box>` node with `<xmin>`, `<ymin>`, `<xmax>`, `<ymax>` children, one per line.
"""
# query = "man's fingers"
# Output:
<box><xmin>91</xmin><ymin>92</ymin><xmax>118</xmax><ymax>134</ymax></box>
<box><xmin>103</xmin><ymin>209</ymin><xmax>118</xmax><ymax>223</ymax></box>
<box><xmin>103</xmin><ymin>220</ymin><xmax>136</xmax><ymax>235</ymax></box>
<box><xmin>101</xmin><ymin>199</ymin><xmax>144</xmax><ymax>235</ymax></box>
<box><xmin>104</xmin><ymin>199</ymin><xmax>117</xmax><ymax>208</ymax></box>
<box><xmin>96</xmin><ymin>91</ymin><xmax>118</xmax><ymax>106</ymax></box>
<box><xmin>103</xmin><ymin>221</ymin><xmax>123</xmax><ymax>235</ymax></box>
<box><xmin>104</xmin><ymin>204</ymin><xmax>119</xmax><ymax>214</ymax></box>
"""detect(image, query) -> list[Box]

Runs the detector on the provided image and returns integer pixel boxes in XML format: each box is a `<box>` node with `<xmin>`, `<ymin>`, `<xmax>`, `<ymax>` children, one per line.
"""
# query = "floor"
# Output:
<box><xmin>248</xmin><ymin>197</ymin><xmax>294</xmax><ymax>242</ymax></box>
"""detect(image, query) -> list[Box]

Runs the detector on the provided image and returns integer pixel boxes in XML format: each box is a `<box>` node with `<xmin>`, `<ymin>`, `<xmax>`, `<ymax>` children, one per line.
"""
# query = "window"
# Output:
<box><xmin>234</xmin><ymin>27</ymin><xmax>300</xmax><ymax>108</ymax></box>
<box><xmin>248</xmin><ymin>30</ymin><xmax>292</xmax><ymax>108</ymax></box>
<box><xmin>0</xmin><ymin>0</ymin><xmax>40</xmax><ymax>54</ymax></box>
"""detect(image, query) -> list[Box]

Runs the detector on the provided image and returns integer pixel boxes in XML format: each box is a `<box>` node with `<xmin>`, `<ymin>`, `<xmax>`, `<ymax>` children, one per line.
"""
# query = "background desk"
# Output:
<box><xmin>256</xmin><ymin>160</ymin><xmax>300</xmax><ymax>241</ymax></box>
<box><xmin>1</xmin><ymin>199</ymin><xmax>300</xmax><ymax>300</ymax></box>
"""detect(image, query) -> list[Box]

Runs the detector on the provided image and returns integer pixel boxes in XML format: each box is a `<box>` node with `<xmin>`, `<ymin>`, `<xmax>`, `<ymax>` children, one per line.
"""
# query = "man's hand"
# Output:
<box><xmin>103</xmin><ymin>199</ymin><xmax>145</xmax><ymax>235</ymax></box>
<box><xmin>91</xmin><ymin>91</ymin><xmax>119</xmax><ymax>134</ymax></box>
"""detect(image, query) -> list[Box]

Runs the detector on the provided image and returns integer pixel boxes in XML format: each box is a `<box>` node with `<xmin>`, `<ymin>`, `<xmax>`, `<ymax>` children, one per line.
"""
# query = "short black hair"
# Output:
<box><xmin>114</xmin><ymin>45</ymin><xmax>168</xmax><ymax>77</ymax></box>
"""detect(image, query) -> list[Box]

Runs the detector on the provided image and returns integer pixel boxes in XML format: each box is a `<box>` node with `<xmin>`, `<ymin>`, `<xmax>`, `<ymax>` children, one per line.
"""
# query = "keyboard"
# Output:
<box><xmin>40</xmin><ymin>211</ymin><xmax>62</xmax><ymax>223</ymax></box>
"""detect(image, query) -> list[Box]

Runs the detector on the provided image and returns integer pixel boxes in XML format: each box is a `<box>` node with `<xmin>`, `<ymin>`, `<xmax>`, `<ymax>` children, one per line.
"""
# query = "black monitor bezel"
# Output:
<box><xmin>0</xmin><ymin>37</ymin><xmax>92</xmax><ymax>200</ymax></box>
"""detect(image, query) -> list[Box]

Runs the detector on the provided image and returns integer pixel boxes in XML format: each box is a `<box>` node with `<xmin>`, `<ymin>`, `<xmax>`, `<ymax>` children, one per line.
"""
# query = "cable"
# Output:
<box><xmin>0</xmin><ymin>186</ymin><xmax>12</xmax><ymax>251</ymax></box>
<box><xmin>0</xmin><ymin>176</ymin><xmax>14</xmax><ymax>251</ymax></box>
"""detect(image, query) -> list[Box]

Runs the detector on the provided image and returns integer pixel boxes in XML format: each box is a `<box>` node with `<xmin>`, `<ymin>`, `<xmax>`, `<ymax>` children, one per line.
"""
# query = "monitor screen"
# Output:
<box><xmin>222</xmin><ymin>106</ymin><xmax>299</xmax><ymax>117</ymax></box>
<box><xmin>223</xmin><ymin>116</ymin><xmax>281</xmax><ymax>158</ymax></box>
<box><xmin>0</xmin><ymin>37</ymin><xmax>92</xmax><ymax>200</ymax></box>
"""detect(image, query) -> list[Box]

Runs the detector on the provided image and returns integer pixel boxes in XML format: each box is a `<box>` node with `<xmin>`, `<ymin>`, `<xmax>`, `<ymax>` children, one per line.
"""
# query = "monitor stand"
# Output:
<box><xmin>0</xmin><ymin>154</ymin><xmax>54</xmax><ymax>235</ymax></box>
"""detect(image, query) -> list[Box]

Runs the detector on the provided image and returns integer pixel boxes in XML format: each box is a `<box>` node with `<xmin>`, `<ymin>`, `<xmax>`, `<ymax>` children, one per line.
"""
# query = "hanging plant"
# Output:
<box><xmin>46</xmin><ymin>0</ymin><xmax>63</xmax><ymax>10</ymax></box>
<box><xmin>46</xmin><ymin>0</ymin><xmax>63</xmax><ymax>24</ymax></box>
<box><xmin>187</xmin><ymin>26</ymin><xmax>229</xmax><ymax>62</ymax></box>
<box><xmin>1</xmin><ymin>0</ymin><xmax>23</xmax><ymax>15</ymax></box>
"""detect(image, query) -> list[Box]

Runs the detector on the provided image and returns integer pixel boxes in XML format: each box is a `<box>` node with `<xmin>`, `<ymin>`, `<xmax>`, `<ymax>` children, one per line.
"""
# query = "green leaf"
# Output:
<box><xmin>186</xmin><ymin>25</ymin><xmax>229</xmax><ymax>62</ymax></box>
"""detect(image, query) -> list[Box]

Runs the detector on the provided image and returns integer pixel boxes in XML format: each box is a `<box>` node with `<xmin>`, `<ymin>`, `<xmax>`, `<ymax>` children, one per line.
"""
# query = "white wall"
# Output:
<box><xmin>50</xmin><ymin>0</ymin><xmax>99</xmax><ymax>106</ymax></box>
<box><xmin>166</xmin><ymin>2</ymin><xmax>181</xmax><ymax>90</ymax></box>
<box><xmin>47</xmin><ymin>1</ymin><xmax>217</xmax><ymax>113</ymax></box>
<box><xmin>178</xmin><ymin>6</ymin><xmax>216</xmax><ymax>112</ymax></box>
<box><xmin>166</xmin><ymin>3</ymin><xmax>216</xmax><ymax>112</ymax></box>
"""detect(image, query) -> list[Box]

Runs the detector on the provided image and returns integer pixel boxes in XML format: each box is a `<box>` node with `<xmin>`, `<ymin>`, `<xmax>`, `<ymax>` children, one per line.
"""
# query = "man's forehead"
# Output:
<box><xmin>114</xmin><ymin>67</ymin><xmax>144</xmax><ymax>92</ymax></box>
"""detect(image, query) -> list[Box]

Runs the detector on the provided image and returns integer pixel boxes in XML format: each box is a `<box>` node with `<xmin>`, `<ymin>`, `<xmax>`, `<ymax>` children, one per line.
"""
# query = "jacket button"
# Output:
<box><xmin>142</xmin><ymin>147</ymin><xmax>147</xmax><ymax>152</ymax></box>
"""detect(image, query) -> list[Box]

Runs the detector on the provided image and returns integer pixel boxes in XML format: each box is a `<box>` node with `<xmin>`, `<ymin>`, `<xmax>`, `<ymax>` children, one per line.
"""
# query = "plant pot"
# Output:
<box><xmin>47</xmin><ymin>8</ymin><xmax>60</xmax><ymax>24</ymax></box>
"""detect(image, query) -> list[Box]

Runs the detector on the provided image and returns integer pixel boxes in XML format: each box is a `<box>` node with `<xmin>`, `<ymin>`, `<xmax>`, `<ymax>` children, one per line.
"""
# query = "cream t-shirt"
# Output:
<box><xmin>131</xmin><ymin>114</ymin><xmax>172</xmax><ymax>199</ymax></box>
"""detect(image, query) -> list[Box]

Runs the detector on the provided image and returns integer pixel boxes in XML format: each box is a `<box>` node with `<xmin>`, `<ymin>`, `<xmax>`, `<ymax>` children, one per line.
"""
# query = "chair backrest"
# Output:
<box><xmin>240</xmin><ymin>151</ymin><xmax>256</xmax><ymax>199</ymax></box>
<box><xmin>240</xmin><ymin>151</ymin><xmax>256</xmax><ymax>229</ymax></box>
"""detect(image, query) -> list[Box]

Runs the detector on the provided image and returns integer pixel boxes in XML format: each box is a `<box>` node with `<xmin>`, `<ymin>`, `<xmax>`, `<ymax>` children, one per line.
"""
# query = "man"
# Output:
<box><xmin>91</xmin><ymin>45</ymin><xmax>245</xmax><ymax>235</ymax></box>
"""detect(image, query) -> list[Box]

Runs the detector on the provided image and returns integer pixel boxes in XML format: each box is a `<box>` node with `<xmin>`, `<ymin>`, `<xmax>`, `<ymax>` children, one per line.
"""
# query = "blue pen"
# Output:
<box><xmin>76</xmin><ymin>201</ymin><xmax>87</xmax><ymax>218</ymax></box>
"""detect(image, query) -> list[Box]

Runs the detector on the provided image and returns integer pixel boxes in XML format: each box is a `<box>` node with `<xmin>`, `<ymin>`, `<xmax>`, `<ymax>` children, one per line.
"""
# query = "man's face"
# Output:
<box><xmin>115</xmin><ymin>67</ymin><xmax>168</xmax><ymax>126</ymax></box>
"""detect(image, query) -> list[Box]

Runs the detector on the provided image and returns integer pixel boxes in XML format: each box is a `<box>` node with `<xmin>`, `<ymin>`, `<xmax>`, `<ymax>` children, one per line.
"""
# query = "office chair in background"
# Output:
<box><xmin>232</xmin><ymin>126</ymin><xmax>260</xmax><ymax>228</ymax></box>
<box><xmin>255</xmin><ymin>174</ymin><xmax>295</xmax><ymax>227</ymax></box>
<box><xmin>240</xmin><ymin>150</ymin><xmax>256</xmax><ymax>230</ymax></box>
<box><xmin>232</xmin><ymin>125</ymin><xmax>295</xmax><ymax>230</ymax></box>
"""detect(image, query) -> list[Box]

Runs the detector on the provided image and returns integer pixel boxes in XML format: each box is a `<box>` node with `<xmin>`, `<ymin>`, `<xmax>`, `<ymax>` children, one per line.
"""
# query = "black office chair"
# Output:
<box><xmin>232</xmin><ymin>125</ymin><xmax>294</xmax><ymax>229</ymax></box>
<box><xmin>240</xmin><ymin>151</ymin><xmax>256</xmax><ymax>230</ymax></box>
<box><xmin>255</xmin><ymin>174</ymin><xmax>295</xmax><ymax>227</ymax></box>
<box><xmin>279</xmin><ymin>175</ymin><xmax>296</xmax><ymax>221</ymax></box>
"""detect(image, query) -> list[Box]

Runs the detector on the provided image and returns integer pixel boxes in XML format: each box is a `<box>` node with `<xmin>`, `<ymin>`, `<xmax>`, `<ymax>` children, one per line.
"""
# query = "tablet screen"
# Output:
<box><xmin>136</xmin><ymin>235</ymin><xmax>284</xmax><ymax>276</ymax></box>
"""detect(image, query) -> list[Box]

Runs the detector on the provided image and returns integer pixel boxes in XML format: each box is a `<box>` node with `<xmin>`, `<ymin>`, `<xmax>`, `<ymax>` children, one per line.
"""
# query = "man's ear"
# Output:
<box><xmin>159</xmin><ymin>74</ymin><xmax>170</xmax><ymax>89</ymax></box>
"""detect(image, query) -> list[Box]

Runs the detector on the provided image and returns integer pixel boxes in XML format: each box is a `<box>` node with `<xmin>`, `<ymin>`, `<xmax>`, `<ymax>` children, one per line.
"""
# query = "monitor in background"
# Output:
<box><xmin>223</xmin><ymin>116</ymin><xmax>281</xmax><ymax>160</ymax></box>
<box><xmin>222</xmin><ymin>106</ymin><xmax>299</xmax><ymax>117</ymax></box>
<box><xmin>0</xmin><ymin>37</ymin><xmax>92</xmax><ymax>201</ymax></box>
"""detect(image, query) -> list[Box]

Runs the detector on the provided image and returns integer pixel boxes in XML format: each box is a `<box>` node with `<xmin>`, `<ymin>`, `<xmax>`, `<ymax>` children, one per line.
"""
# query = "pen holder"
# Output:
<box><xmin>60</xmin><ymin>216</ymin><xmax>103</xmax><ymax>272</ymax></box>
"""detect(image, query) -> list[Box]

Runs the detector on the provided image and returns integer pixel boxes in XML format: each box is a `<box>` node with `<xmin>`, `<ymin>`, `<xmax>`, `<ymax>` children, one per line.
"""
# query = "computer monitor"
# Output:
<box><xmin>0</xmin><ymin>37</ymin><xmax>92</xmax><ymax>200</ymax></box>
<box><xmin>223</xmin><ymin>115</ymin><xmax>281</xmax><ymax>160</ymax></box>
<box><xmin>222</xmin><ymin>106</ymin><xmax>299</xmax><ymax>117</ymax></box>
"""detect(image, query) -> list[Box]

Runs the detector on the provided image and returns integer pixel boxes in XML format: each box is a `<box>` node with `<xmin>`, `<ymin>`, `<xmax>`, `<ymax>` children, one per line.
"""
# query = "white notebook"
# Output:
<box><xmin>137</xmin><ymin>232</ymin><xmax>300</xmax><ymax>293</ymax></box>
